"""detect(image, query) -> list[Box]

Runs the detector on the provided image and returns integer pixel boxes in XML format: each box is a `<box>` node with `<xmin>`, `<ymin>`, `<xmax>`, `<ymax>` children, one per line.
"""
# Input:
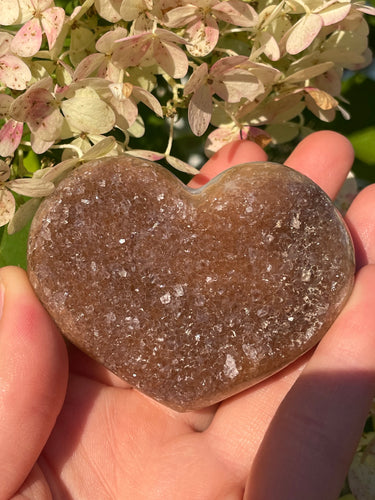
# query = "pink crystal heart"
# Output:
<box><xmin>27</xmin><ymin>156</ymin><xmax>355</xmax><ymax>411</ymax></box>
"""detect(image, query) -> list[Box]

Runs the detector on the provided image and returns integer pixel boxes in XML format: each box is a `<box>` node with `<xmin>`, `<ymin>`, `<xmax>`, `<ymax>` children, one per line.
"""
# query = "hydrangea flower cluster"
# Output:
<box><xmin>0</xmin><ymin>0</ymin><xmax>374</xmax><ymax>230</ymax></box>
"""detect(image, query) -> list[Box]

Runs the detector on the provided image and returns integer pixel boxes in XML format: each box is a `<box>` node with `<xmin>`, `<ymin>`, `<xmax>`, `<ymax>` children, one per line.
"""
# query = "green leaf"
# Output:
<box><xmin>0</xmin><ymin>222</ymin><xmax>30</xmax><ymax>269</ymax></box>
<box><xmin>348</xmin><ymin>127</ymin><xmax>375</xmax><ymax>166</ymax></box>
<box><xmin>23</xmin><ymin>150</ymin><xmax>41</xmax><ymax>174</ymax></box>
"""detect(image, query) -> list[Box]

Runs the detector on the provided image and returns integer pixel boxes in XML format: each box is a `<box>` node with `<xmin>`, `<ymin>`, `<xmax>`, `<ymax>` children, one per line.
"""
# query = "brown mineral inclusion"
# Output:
<box><xmin>27</xmin><ymin>156</ymin><xmax>355</xmax><ymax>411</ymax></box>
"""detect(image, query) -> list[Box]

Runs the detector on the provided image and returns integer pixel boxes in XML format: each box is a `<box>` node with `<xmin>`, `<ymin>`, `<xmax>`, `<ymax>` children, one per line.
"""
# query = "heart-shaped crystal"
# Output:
<box><xmin>27</xmin><ymin>156</ymin><xmax>355</xmax><ymax>411</ymax></box>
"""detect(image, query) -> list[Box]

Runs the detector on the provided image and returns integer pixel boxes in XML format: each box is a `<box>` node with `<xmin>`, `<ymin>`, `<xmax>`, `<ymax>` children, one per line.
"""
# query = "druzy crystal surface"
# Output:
<box><xmin>27</xmin><ymin>156</ymin><xmax>355</xmax><ymax>411</ymax></box>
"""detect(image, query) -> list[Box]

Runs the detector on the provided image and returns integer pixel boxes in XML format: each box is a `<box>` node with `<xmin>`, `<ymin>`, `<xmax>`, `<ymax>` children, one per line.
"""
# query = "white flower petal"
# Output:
<box><xmin>126</xmin><ymin>150</ymin><xmax>165</xmax><ymax>161</ymax></box>
<box><xmin>166</xmin><ymin>155</ymin><xmax>199</xmax><ymax>175</ymax></box>
<box><xmin>81</xmin><ymin>136</ymin><xmax>117</xmax><ymax>160</ymax></box>
<box><xmin>7</xmin><ymin>177</ymin><xmax>55</xmax><ymax>197</ymax></box>
<box><xmin>94</xmin><ymin>0</ymin><xmax>123</xmax><ymax>22</ymax></box>
<box><xmin>61</xmin><ymin>87</ymin><xmax>116</xmax><ymax>134</ymax></box>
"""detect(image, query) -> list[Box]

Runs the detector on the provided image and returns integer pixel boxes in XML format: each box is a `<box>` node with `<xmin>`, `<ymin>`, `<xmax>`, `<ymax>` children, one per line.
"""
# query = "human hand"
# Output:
<box><xmin>1</xmin><ymin>131</ymin><xmax>375</xmax><ymax>500</ymax></box>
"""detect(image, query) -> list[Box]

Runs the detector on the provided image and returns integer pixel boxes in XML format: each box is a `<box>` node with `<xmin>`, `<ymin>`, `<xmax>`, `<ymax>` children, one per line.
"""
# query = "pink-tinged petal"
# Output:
<box><xmin>188</xmin><ymin>84</ymin><xmax>212</xmax><ymax>137</ymax></box>
<box><xmin>0</xmin><ymin>55</ymin><xmax>32</xmax><ymax>90</ymax></box>
<box><xmin>184</xmin><ymin>63</ymin><xmax>209</xmax><ymax>95</ymax></box>
<box><xmin>41</xmin><ymin>7</ymin><xmax>65</xmax><ymax>50</ymax></box>
<box><xmin>0</xmin><ymin>0</ymin><xmax>20</xmax><ymax>25</ymax></box>
<box><xmin>205</xmin><ymin>127</ymin><xmax>237</xmax><ymax>157</ymax></box>
<box><xmin>154</xmin><ymin>28</ymin><xmax>188</xmax><ymax>45</ymax></box>
<box><xmin>286</xmin><ymin>14</ymin><xmax>323</xmax><ymax>55</ymax></box>
<box><xmin>112</xmin><ymin>97</ymin><xmax>138</xmax><ymax>130</ymax></box>
<box><xmin>96</xmin><ymin>27</ymin><xmax>128</xmax><ymax>53</ymax></box>
<box><xmin>73</xmin><ymin>53</ymin><xmax>106</xmax><ymax>81</ymax></box>
<box><xmin>186</xmin><ymin>16</ymin><xmax>219</xmax><ymax>56</ymax></box>
<box><xmin>126</xmin><ymin>149</ymin><xmax>165</xmax><ymax>161</ymax></box>
<box><xmin>112</xmin><ymin>34</ymin><xmax>152</xmax><ymax>68</ymax></box>
<box><xmin>0</xmin><ymin>187</ymin><xmax>15</xmax><ymax>227</ymax></box>
<box><xmin>153</xmin><ymin>39</ymin><xmax>189</xmax><ymax>78</ymax></box>
<box><xmin>210</xmin><ymin>55</ymin><xmax>249</xmax><ymax>77</ymax></box>
<box><xmin>132</xmin><ymin>87</ymin><xmax>163</xmax><ymax>117</ymax></box>
<box><xmin>318</xmin><ymin>3</ymin><xmax>351</xmax><ymax>26</ymax></box>
<box><xmin>0</xmin><ymin>120</ymin><xmax>23</xmax><ymax>157</ymax></box>
<box><xmin>11</xmin><ymin>88</ymin><xmax>63</xmax><ymax>141</ymax></box>
<box><xmin>356</xmin><ymin>5</ymin><xmax>375</xmax><ymax>16</ymax></box>
<box><xmin>11</xmin><ymin>18</ymin><xmax>43</xmax><ymax>57</ymax></box>
<box><xmin>164</xmin><ymin>5</ymin><xmax>198</xmax><ymax>27</ymax></box>
<box><xmin>212</xmin><ymin>0</ymin><xmax>258</xmax><ymax>27</ymax></box>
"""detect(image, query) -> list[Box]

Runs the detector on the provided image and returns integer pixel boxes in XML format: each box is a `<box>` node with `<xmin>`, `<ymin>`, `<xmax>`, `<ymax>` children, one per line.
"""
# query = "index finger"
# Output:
<box><xmin>284</xmin><ymin>130</ymin><xmax>354</xmax><ymax>199</ymax></box>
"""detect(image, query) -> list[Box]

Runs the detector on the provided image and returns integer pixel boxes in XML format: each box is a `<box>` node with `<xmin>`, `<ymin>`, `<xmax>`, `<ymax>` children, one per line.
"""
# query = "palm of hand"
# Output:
<box><xmin>3</xmin><ymin>131</ymin><xmax>375</xmax><ymax>500</ymax></box>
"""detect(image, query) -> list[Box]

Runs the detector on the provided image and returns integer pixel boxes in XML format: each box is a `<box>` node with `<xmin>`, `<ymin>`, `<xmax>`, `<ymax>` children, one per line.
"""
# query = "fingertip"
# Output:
<box><xmin>285</xmin><ymin>131</ymin><xmax>354</xmax><ymax>198</ymax></box>
<box><xmin>188</xmin><ymin>140</ymin><xmax>268</xmax><ymax>189</ymax></box>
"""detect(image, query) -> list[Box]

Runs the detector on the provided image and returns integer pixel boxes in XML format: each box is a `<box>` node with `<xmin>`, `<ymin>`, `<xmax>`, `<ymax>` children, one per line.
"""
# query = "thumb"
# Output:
<box><xmin>0</xmin><ymin>266</ymin><xmax>68</xmax><ymax>500</ymax></box>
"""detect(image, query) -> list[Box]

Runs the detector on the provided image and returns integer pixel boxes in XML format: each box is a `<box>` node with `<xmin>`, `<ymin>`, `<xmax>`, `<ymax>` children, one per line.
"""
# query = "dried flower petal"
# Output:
<box><xmin>305</xmin><ymin>87</ymin><xmax>338</xmax><ymax>110</ymax></box>
<box><xmin>188</xmin><ymin>84</ymin><xmax>212</xmax><ymax>136</ymax></box>
<box><xmin>0</xmin><ymin>187</ymin><xmax>15</xmax><ymax>227</ymax></box>
<box><xmin>0</xmin><ymin>160</ymin><xmax>10</xmax><ymax>182</ymax></box>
